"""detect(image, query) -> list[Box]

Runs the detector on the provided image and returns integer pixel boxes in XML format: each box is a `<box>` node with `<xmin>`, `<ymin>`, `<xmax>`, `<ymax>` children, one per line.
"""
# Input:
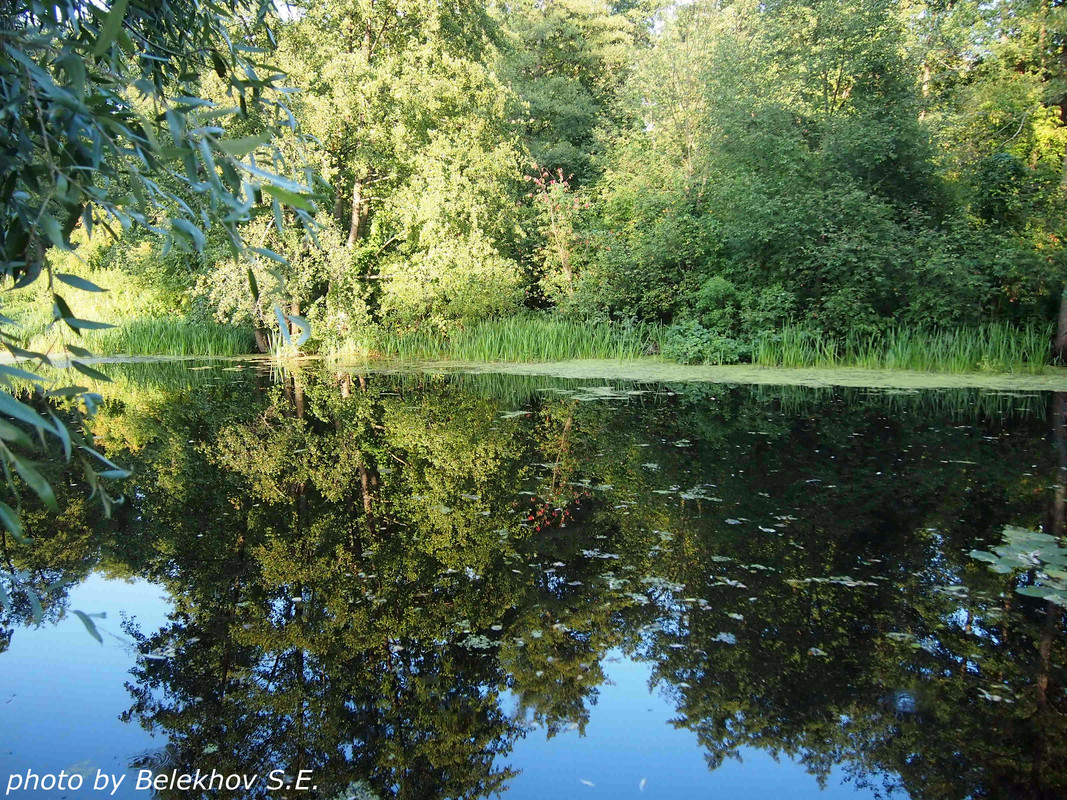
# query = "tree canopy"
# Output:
<box><xmin>8</xmin><ymin>0</ymin><xmax>1067</xmax><ymax>353</ymax></box>
<box><xmin>0</xmin><ymin>0</ymin><xmax>320</xmax><ymax>533</ymax></box>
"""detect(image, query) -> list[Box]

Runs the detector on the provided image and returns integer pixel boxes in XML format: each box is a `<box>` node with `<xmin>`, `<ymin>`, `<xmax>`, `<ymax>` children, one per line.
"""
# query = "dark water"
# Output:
<box><xmin>1</xmin><ymin>362</ymin><xmax>1065</xmax><ymax>799</ymax></box>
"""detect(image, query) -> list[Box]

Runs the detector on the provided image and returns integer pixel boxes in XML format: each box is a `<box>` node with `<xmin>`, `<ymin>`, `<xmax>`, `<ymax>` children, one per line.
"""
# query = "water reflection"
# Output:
<box><xmin>1</xmin><ymin>364</ymin><xmax>1064</xmax><ymax>799</ymax></box>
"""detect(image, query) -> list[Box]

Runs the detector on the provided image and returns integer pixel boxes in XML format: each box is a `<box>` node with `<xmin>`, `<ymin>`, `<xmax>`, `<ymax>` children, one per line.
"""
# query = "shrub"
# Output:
<box><xmin>661</xmin><ymin>321</ymin><xmax>747</xmax><ymax>364</ymax></box>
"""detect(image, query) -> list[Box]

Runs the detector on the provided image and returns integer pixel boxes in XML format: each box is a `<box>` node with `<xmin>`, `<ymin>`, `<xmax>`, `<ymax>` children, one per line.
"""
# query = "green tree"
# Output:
<box><xmin>499</xmin><ymin>0</ymin><xmax>638</xmax><ymax>185</ymax></box>
<box><xmin>0</xmin><ymin>0</ymin><xmax>320</xmax><ymax>528</ymax></box>
<box><xmin>266</xmin><ymin>0</ymin><xmax>526</xmax><ymax>336</ymax></box>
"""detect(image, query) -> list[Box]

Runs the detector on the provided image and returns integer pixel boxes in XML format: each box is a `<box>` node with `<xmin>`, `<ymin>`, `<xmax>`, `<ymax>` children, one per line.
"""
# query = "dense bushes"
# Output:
<box><xmin>661</xmin><ymin>321</ymin><xmax>749</xmax><ymax>365</ymax></box>
<box><xmin>530</xmin><ymin>0</ymin><xmax>1065</xmax><ymax>355</ymax></box>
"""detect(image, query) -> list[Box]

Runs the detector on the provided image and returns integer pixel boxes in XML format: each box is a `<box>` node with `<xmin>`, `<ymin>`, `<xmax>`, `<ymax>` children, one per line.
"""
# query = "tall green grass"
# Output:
<box><xmin>345</xmin><ymin>317</ymin><xmax>662</xmax><ymax>362</ymax></box>
<box><xmin>752</xmin><ymin>322</ymin><xmax>1053</xmax><ymax>374</ymax></box>
<box><xmin>22</xmin><ymin>317</ymin><xmax>255</xmax><ymax>357</ymax></box>
<box><xmin>2</xmin><ymin>260</ymin><xmax>255</xmax><ymax>357</ymax></box>
<box><xmin>338</xmin><ymin>317</ymin><xmax>1055</xmax><ymax>374</ymax></box>
<box><xmin>94</xmin><ymin>318</ymin><xmax>255</xmax><ymax>356</ymax></box>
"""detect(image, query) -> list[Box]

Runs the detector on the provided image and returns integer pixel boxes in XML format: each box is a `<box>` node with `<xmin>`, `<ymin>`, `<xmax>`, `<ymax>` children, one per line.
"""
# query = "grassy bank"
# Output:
<box><xmin>344</xmin><ymin>317</ymin><xmax>661</xmax><ymax>362</ymax></box>
<box><xmin>9</xmin><ymin>286</ymin><xmax>1054</xmax><ymax>371</ymax></box>
<box><xmin>4</xmin><ymin>260</ymin><xmax>255</xmax><ymax>357</ymax></box>
<box><xmin>336</xmin><ymin>317</ymin><xmax>1056</xmax><ymax>375</ymax></box>
<box><xmin>750</xmin><ymin>322</ymin><xmax>1053</xmax><ymax>374</ymax></box>
<box><xmin>14</xmin><ymin>317</ymin><xmax>255</xmax><ymax>358</ymax></box>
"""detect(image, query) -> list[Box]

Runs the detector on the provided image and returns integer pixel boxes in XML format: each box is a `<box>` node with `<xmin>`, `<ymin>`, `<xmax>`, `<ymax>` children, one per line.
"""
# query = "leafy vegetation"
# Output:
<box><xmin>4</xmin><ymin>4</ymin><xmax>1066</xmax><ymax>789</ymax></box>
<box><xmin>8</xmin><ymin>0</ymin><xmax>1067</xmax><ymax>366</ymax></box>
<box><xmin>346</xmin><ymin>316</ymin><xmax>661</xmax><ymax>362</ymax></box>
<box><xmin>0</xmin><ymin>0</ymin><xmax>319</xmax><ymax>535</ymax></box>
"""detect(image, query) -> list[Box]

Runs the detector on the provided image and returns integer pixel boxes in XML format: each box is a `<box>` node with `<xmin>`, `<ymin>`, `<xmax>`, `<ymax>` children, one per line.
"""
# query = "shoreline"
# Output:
<box><xmin>324</xmin><ymin>358</ymin><xmax>1067</xmax><ymax>392</ymax></box>
<box><xmin>330</xmin><ymin>357</ymin><xmax>1067</xmax><ymax>391</ymax></box>
<box><xmin>9</xmin><ymin>352</ymin><xmax>1067</xmax><ymax>391</ymax></box>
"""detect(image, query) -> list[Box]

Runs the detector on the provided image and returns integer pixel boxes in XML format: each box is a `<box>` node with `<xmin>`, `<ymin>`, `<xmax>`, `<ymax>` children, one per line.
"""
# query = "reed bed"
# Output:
<box><xmin>14</xmin><ymin>309</ymin><xmax>1053</xmax><ymax>376</ymax></box>
<box><xmin>23</xmin><ymin>317</ymin><xmax>255</xmax><ymax>357</ymax></box>
<box><xmin>352</xmin><ymin>318</ymin><xmax>1053</xmax><ymax>375</ymax></box>
<box><xmin>352</xmin><ymin>317</ymin><xmax>663</xmax><ymax>362</ymax></box>
<box><xmin>751</xmin><ymin>322</ymin><xmax>1053</xmax><ymax>374</ymax></box>
<box><xmin>98</xmin><ymin>318</ymin><xmax>255</xmax><ymax>356</ymax></box>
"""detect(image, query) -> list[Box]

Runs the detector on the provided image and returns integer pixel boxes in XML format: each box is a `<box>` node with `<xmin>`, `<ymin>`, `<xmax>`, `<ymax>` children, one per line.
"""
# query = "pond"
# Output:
<box><xmin>0</xmin><ymin>360</ymin><xmax>1064</xmax><ymax>799</ymax></box>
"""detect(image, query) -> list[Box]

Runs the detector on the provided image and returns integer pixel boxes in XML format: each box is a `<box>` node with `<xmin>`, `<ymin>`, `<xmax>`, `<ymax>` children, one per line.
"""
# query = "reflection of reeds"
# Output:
<box><xmin>749</xmin><ymin>384</ymin><xmax>1047</xmax><ymax>421</ymax></box>
<box><xmin>328</xmin><ymin>367</ymin><xmax>1048</xmax><ymax>422</ymax></box>
<box><xmin>346</xmin><ymin>368</ymin><xmax>660</xmax><ymax>407</ymax></box>
<box><xmin>752</xmin><ymin>323</ymin><xmax>1053</xmax><ymax>374</ymax></box>
<box><xmin>9</xmin><ymin>350</ymin><xmax>1052</xmax><ymax>424</ymax></box>
<box><xmin>6</xmin><ymin>358</ymin><xmax>258</xmax><ymax>407</ymax></box>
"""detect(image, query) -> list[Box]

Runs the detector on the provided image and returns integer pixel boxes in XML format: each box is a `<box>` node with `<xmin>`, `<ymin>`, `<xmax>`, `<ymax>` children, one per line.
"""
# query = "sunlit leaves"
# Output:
<box><xmin>0</xmin><ymin>0</ymin><xmax>326</xmax><ymax>539</ymax></box>
<box><xmin>54</xmin><ymin>273</ymin><xmax>106</xmax><ymax>293</ymax></box>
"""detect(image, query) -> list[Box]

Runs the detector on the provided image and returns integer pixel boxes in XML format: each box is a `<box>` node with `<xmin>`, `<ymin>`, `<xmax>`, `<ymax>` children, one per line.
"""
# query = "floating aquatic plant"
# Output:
<box><xmin>970</xmin><ymin>526</ymin><xmax>1067</xmax><ymax>606</ymax></box>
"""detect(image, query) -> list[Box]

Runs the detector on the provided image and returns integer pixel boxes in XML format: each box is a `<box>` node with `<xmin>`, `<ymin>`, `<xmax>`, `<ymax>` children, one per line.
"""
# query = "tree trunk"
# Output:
<box><xmin>346</xmin><ymin>176</ymin><xmax>366</xmax><ymax>248</ymax></box>
<box><xmin>334</xmin><ymin>190</ymin><xmax>346</xmax><ymax>226</ymax></box>
<box><xmin>359</xmin><ymin>462</ymin><xmax>377</xmax><ymax>536</ymax></box>
<box><xmin>293</xmin><ymin>373</ymin><xmax>304</xmax><ymax>419</ymax></box>
<box><xmin>289</xmin><ymin>301</ymin><xmax>302</xmax><ymax>338</ymax></box>
<box><xmin>1060</xmin><ymin>98</ymin><xmax>1067</xmax><ymax>188</ymax></box>
<box><xmin>253</xmin><ymin>325</ymin><xmax>270</xmax><ymax>353</ymax></box>
<box><xmin>1056</xmin><ymin>289</ymin><xmax>1067</xmax><ymax>362</ymax></box>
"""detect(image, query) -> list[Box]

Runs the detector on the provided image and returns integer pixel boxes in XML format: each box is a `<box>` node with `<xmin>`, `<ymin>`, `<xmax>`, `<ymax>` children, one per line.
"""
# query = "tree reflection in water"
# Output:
<box><xmin>2</xmin><ymin>364</ymin><xmax>1064</xmax><ymax>799</ymax></box>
